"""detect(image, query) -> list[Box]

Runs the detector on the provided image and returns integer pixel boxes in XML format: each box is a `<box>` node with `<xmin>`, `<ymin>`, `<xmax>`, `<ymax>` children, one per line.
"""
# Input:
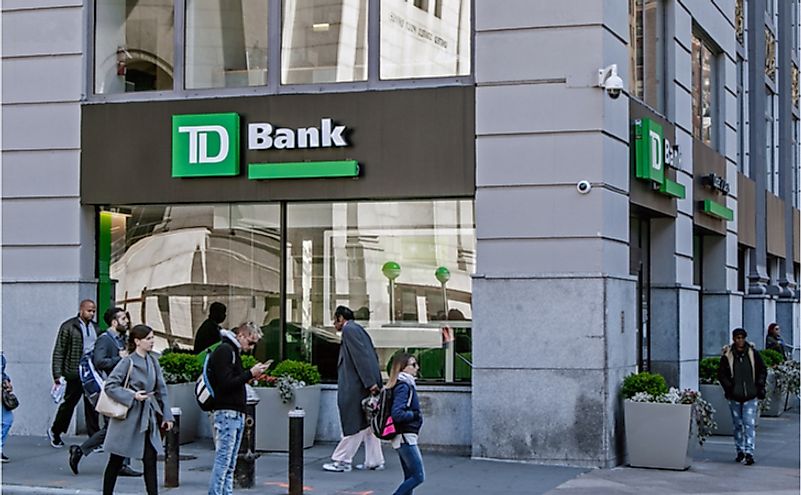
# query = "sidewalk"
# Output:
<box><xmin>0</xmin><ymin>408</ymin><xmax>797</xmax><ymax>495</ymax></box>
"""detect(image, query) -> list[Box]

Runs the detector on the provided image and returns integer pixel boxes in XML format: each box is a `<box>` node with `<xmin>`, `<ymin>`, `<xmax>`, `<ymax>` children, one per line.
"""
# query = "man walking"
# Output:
<box><xmin>49</xmin><ymin>300</ymin><xmax>100</xmax><ymax>448</ymax></box>
<box><xmin>207</xmin><ymin>322</ymin><xmax>270</xmax><ymax>495</ymax></box>
<box><xmin>68</xmin><ymin>307</ymin><xmax>141</xmax><ymax>476</ymax></box>
<box><xmin>323</xmin><ymin>306</ymin><xmax>384</xmax><ymax>472</ymax></box>
<box><xmin>718</xmin><ymin>327</ymin><xmax>768</xmax><ymax>465</ymax></box>
<box><xmin>194</xmin><ymin>302</ymin><xmax>227</xmax><ymax>354</ymax></box>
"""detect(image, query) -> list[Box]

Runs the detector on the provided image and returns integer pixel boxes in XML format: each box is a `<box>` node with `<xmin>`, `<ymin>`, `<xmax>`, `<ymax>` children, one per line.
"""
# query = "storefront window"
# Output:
<box><xmin>94</xmin><ymin>0</ymin><xmax>175</xmax><ymax>94</ymax></box>
<box><xmin>380</xmin><ymin>0</ymin><xmax>471</xmax><ymax>79</ymax></box>
<box><xmin>286</xmin><ymin>200</ymin><xmax>475</xmax><ymax>382</ymax></box>
<box><xmin>281</xmin><ymin>0</ymin><xmax>368</xmax><ymax>84</ymax></box>
<box><xmin>692</xmin><ymin>33</ymin><xmax>718</xmax><ymax>147</ymax></box>
<box><xmin>628</xmin><ymin>0</ymin><xmax>664</xmax><ymax>111</ymax></box>
<box><xmin>184</xmin><ymin>0</ymin><xmax>269</xmax><ymax>89</ymax></box>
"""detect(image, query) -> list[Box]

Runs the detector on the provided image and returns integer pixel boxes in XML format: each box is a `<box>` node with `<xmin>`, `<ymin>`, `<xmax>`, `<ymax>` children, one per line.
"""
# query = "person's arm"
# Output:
<box><xmin>152</xmin><ymin>356</ymin><xmax>174</xmax><ymax>423</ymax></box>
<box><xmin>209</xmin><ymin>346</ymin><xmax>254</xmax><ymax>393</ymax></box>
<box><xmin>93</xmin><ymin>334</ymin><xmax>121</xmax><ymax>374</ymax></box>
<box><xmin>753</xmin><ymin>349</ymin><xmax>768</xmax><ymax>399</ymax></box>
<box><xmin>51</xmin><ymin>322</ymin><xmax>70</xmax><ymax>382</ymax></box>
<box><xmin>717</xmin><ymin>355</ymin><xmax>733</xmax><ymax>397</ymax></box>
<box><xmin>342</xmin><ymin>328</ymin><xmax>381</xmax><ymax>390</ymax></box>
<box><xmin>390</xmin><ymin>383</ymin><xmax>417</xmax><ymax>425</ymax></box>
<box><xmin>103</xmin><ymin>357</ymin><xmax>136</xmax><ymax>407</ymax></box>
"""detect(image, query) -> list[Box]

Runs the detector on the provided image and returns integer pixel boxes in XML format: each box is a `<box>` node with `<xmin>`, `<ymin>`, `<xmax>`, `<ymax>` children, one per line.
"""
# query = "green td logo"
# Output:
<box><xmin>172</xmin><ymin>113</ymin><xmax>240</xmax><ymax>177</ymax></box>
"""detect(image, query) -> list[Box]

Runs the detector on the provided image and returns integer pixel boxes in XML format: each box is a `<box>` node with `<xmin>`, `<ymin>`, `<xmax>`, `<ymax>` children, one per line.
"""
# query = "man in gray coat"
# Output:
<box><xmin>323</xmin><ymin>306</ymin><xmax>384</xmax><ymax>472</ymax></box>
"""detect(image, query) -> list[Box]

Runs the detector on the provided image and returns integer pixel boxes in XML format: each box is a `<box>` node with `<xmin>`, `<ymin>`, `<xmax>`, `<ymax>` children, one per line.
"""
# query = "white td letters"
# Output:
<box><xmin>178</xmin><ymin>125</ymin><xmax>230</xmax><ymax>163</ymax></box>
<box><xmin>249</xmin><ymin>118</ymin><xmax>347</xmax><ymax>150</ymax></box>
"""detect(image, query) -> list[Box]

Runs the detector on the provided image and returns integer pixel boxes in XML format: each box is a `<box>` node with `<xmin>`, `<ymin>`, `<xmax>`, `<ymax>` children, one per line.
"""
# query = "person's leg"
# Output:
<box><xmin>79</xmin><ymin>422</ymin><xmax>107</xmax><ymax>456</ymax></box>
<box><xmin>1</xmin><ymin>405</ymin><xmax>13</xmax><ymax>448</ymax></box>
<box><xmin>83</xmin><ymin>394</ymin><xmax>100</xmax><ymax>437</ymax></box>
<box><xmin>222</xmin><ymin>415</ymin><xmax>245</xmax><ymax>495</ymax></box>
<box><xmin>741</xmin><ymin>399</ymin><xmax>758</xmax><ymax>459</ymax></box>
<box><xmin>208</xmin><ymin>410</ymin><xmax>241</xmax><ymax>495</ymax></box>
<box><xmin>331</xmin><ymin>430</ymin><xmax>365</xmax><ymax>464</ymax></box>
<box><xmin>52</xmin><ymin>378</ymin><xmax>83</xmax><ymax>436</ymax></box>
<box><xmin>103</xmin><ymin>453</ymin><xmax>125</xmax><ymax>495</ymax></box>
<box><xmin>363</xmin><ymin>428</ymin><xmax>385</xmax><ymax>467</ymax></box>
<box><xmin>143</xmin><ymin>434</ymin><xmax>159</xmax><ymax>495</ymax></box>
<box><xmin>729</xmin><ymin>400</ymin><xmax>746</xmax><ymax>456</ymax></box>
<box><xmin>392</xmin><ymin>443</ymin><xmax>425</xmax><ymax>495</ymax></box>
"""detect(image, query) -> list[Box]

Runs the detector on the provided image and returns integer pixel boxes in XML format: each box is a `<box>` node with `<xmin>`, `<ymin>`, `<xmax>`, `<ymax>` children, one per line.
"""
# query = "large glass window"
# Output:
<box><xmin>280</xmin><ymin>0</ymin><xmax>368</xmax><ymax>84</ymax></box>
<box><xmin>737</xmin><ymin>56</ymin><xmax>748</xmax><ymax>174</ymax></box>
<box><xmin>692</xmin><ymin>33</ymin><xmax>718</xmax><ymax>147</ymax></box>
<box><xmin>380</xmin><ymin>0</ymin><xmax>471</xmax><ymax>79</ymax></box>
<box><xmin>766</xmin><ymin>89</ymin><xmax>777</xmax><ymax>193</ymax></box>
<box><xmin>185</xmin><ymin>0</ymin><xmax>269</xmax><ymax>89</ymax></box>
<box><xmin>286</xmin><ymin>200</ymin><xmax>475</xmax><ymax>382</ymax></box>
<box><xmin>95</xmin><ymin>0</ymin><xmax>175</xmax><ymax>94</ymax></box>
<box><xmin>794</xmin><ymin>119</ymin><xmax>800</xmax><ymax>207</ymax></box>
<box><xmin>629</xmin><ymin>0</ymin><xmax>664</xmax><ymax>111</ymax></box>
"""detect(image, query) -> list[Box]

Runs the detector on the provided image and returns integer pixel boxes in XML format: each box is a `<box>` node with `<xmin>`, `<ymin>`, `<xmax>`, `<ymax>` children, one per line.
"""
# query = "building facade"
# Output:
<box><xmin>2</xmin><ymin>0</ymin><xmax>799</xmax><ymax>468</ymax></box>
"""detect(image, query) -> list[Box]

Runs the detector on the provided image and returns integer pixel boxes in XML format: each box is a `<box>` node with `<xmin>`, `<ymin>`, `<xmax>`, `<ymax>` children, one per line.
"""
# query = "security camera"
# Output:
<box><xmin>577</xmin><ymin>180</ymin><xmax>592</xmax><ymax>194</ymax></box>
<box><xmin>598</xmin><ymin>64</ymin><xmax>624</xmax><ymax>99</ymax></box>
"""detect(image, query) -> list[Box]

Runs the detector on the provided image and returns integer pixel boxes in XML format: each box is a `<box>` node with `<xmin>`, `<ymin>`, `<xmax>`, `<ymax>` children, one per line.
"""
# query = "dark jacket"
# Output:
<box><xmin>93</xmin><ymin>330</ymin><xmax>125</xmax><ymax>377</ymax></box>
<box><xmin>718</xmin><ymin>342</ymin><xmax>767</xmax><ymax>402</ymax></box>
<box><xmin>207</xmin><ymin>335</ymin><xmax>253</xmax><ymax>414</ymax></box>
<box><xmin>194</xmin><ymin>318</ymin><xmax>222</xmax><ymax>354</ymax></box>
<box><xmin>337</xmin><ymin>320</ymin><xmax>382</xmax><ymax>435</ymax></box>
<box><xmin>52</xmin><ymin>316</ymin><xmax>98</xmax><ymax>381</ymax></box>
<box><xmin>391</xmin><ymin>381</ymin><xmax>422</xmax><ymax>435</ymax></box>
<box><xmin>765</xmin><ymin>334</ymin><xmax>788</xmax><ymax>359</ymax></box>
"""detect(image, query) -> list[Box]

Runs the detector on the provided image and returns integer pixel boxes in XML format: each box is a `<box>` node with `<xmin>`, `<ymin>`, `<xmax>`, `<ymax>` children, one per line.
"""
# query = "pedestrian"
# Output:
<box><xmin>387</xmin><ymin>353</ymin><xmax>424</xmax><ymax>495</ymax></box>
<box><xmin>2</xmin><ymin>353</ymin><xmax>14</xmax><ymax>462</ymax></box>
<box><xmin>207</xmin><ymin>322</ymin><xmax>270</xmax><ymax>495</ymax></box>
<box><xmin>717</xmin><ymin>327</ymin><xmax>768</xmax><ymax>466</ymax></box>
<box><xmin>49</xmin><ymin>300</ymin><xmax>101</xmax><ymax>448</ymax></box>
<box><xmin>323</xmin><ymin>306</ymin><xmax>384</xmax><ymax>473</ymax></box>
<box><xmin>101</xmin><ymin>324</ymin><xmax>174</xmax><ymax>495</ymax></box>
<box><xmin>68</xmin><ymin>307</ymin><xmax>142</xmax><ymax>477</ymax></box>
<box><xmin>194</xmin><ymin>302</ymin><xmax>227</xmax><ymax>353</ymax></box>
<box><xmin>765</xmin><ymin>322</ymin><xmax>788</xmax><ymax>360</ymax></box>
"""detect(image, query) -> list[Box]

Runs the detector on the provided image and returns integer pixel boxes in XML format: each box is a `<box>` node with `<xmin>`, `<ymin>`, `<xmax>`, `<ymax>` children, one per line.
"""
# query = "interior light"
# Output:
<box><xmin>312</xmin><ymin>23</ymin><xmax>330</xmax><ymax>32</ymax></box>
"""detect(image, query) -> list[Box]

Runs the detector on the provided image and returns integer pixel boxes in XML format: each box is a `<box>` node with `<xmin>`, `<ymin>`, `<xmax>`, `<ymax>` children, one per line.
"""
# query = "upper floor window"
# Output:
<box><xmin>766</xmin><ymin>88</ymin><xmax>777</xmax><ymax>192</ymax></box>
<box><xmin>692</xmin><ymin>32</ymin><xmax>718</xmax><ymax>148</ymax></box>
<box><xmin>628</xmin><ymin>0</ymin><xmax>665</xmax><ymax>111</ymax></box>
<box><xmin>737</xmin><ymin>56</ymin><xmax>748</xmax><ymax>175</ymax></box>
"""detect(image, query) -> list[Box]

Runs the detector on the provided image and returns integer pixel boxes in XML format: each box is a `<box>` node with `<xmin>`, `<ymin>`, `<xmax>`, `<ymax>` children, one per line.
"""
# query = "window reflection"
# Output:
<box><xmin>628</xmin><ymin>0</ymin><xmax>664</xmax><ymax>111</ymax></box>
<box><xmin>692</xmin><ymin>33</ymin><xmax>716</xmax><ymax>147</ymax></box>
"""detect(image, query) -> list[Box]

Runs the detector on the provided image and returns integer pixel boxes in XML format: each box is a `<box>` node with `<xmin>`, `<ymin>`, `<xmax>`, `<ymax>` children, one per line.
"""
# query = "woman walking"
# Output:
<box><xmin>102</xmin><ymin>324</ymin><xmax>173</xmax><ymax>494</ymax></box>
<box><xmin>387</xmin><ymin>353</ymin><xmax>424</xmax><ymax>495</ymax></box>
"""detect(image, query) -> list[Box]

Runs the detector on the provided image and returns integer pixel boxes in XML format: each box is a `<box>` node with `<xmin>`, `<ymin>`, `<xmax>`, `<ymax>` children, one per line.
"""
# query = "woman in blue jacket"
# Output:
<box><xmin>387</xmin><ymin>353</ymin><xmax>424</xmax><ymax>495</ymax></box>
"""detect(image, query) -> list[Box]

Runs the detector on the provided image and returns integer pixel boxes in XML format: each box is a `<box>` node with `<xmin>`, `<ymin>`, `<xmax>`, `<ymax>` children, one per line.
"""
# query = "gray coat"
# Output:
<box><xmin>103</xmin><ymin>352</ymin><xmax>173</xmax><ymax>459</ymax></box>
<box><xmin>337</xmin><ymin>320</ymin><xmax>382</xmax><ymax>436</ymax></box>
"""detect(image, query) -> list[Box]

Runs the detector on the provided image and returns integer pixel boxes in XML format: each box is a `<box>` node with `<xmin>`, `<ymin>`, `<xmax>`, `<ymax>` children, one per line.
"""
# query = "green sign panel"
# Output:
<box><xmin>633</xmin><ymin>118</ymin><xmax>665</xmax><ymax>185</ymax></box>
<box><xmin>701</xmin><ymin>199</ymin><xmax>734</xmax><ymax>221</ymax></box>
<box><xmin>248</xmin><ymin>160</ymin><xmax>359</xmax><ymax>180</ymax></box>
<box><xmin>172</xmin><ymin>113</ymin><xmax>240</xmax><ymax>177</ymax></box>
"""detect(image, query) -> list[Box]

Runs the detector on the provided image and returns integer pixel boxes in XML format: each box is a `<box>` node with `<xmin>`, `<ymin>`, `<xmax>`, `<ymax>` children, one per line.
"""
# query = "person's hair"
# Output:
<box><xmin>233</xmin><ymin>321</ymin><xmax>263</xmax><ymax>340</ymax></box>
<box><xmin>386</xmin><ymin>352</ymin><xmax>414</xmax><ymax>389</ymax></box>
<box><xmin>209</xmin><ymin>302</ymin><xmax>227</xmax><ymax>323</ymax></box>
<box><xmin>127</xmin><ymin>324</ymin><xmax>154</xmax><ymax>353</ymax></box>
<box><xmin>768</xmin><ymin>322</ymin><xmax>779</xmax><ymax>335</ymax></box>
<box><xmin>732</xmin><ymin>327</ymin><xmax>748</xmax><ymax>339</ymax></box>
<box><xmin>103</xmin><ymin>307</ymin><xmax>125</xmax><ymax>327</ymax></box>
<box><xmin>334</xmin><ymin>305</ymin><xmax>354</xmax><ymax>321</ymax></box>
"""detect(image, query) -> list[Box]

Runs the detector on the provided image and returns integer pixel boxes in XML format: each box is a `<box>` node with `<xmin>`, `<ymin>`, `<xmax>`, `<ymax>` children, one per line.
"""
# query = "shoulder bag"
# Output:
<box><xmin>2</xmin><ymin>385</ymin><xmax>19</xmax><ymax>411</ymax></box>
<box><xmin>96</xmin><ymin>359</ymin><xmax>134</xmax><ymax>420</ymax></box>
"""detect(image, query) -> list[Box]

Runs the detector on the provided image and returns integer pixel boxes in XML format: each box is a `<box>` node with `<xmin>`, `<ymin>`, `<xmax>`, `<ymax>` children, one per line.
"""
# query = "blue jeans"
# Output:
<box><xmin>393</xmin><ymin>443</ymin><xmax>425</xmax><ymax>495</ymax></box>
<box><xmin>208</xmin><ymin>410</ymin><xmax>245</xmax><ymax>495</ymax></box>
<box><xmin>729</xmin><ymin>399</ymin><xmax>757</xmax><ymax>455</ymax></box>
<box><xmin>1</xmin><ymin>404</ymin><xmax>12</xmax><ymax>448</ymax></box>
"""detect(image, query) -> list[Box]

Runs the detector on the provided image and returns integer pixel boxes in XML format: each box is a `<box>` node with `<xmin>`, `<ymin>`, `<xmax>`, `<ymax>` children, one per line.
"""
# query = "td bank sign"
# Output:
<box><xmin>172</xmin><ymin>112</ymin><xmax>357</xmax><ymax>179</ymax></box>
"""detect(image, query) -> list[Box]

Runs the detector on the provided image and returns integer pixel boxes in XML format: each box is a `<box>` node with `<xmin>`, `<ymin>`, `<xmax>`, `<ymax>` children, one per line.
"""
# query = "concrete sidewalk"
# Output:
<box><xmin>0</xmin><ymin>409</ymin><xmax>797</xmax><ymax>495</ymax></box>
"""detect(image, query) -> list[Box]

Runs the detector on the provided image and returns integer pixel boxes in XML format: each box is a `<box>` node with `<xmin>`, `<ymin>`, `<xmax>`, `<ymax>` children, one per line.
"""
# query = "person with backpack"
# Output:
<box><xmin>387</xmin><ymin>353</ymin><xmax>424</xmax><ymax>495</ymax></box>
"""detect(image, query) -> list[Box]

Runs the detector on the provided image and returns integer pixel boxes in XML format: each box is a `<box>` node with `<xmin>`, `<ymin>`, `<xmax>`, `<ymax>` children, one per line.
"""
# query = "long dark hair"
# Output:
<box><xmin>127</xmin><ymin>324</ymin><xmax>153</xmax><ymax>353</ymax></box>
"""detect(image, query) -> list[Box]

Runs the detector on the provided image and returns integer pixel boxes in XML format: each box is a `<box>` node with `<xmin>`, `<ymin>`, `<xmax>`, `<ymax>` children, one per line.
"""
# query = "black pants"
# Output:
<box><xmin>103</xmin><ymin>433</ymin><xmax>157</xmax><ymax>495</ymax></box>
<box><xmin>51</xmin><ymin>378</ymin><xmax>100</xmax><ymax>436</ymax></box>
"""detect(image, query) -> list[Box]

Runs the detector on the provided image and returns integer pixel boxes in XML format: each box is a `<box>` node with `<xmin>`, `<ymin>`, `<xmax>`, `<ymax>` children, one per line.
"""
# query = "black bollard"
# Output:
<box><xmin>164</xmin><ymin>407</ymin><xmax>180</xmax><ymax>488</ymax></box>
<box><xmin>288</xmin><ymin>408</ymin><xmax>305</xmax><ymax>495</ymax></box>
<box><xmin>234</xmin><ymin>402</ymin><xmax>259</xmax><ymax>488</ymax></box>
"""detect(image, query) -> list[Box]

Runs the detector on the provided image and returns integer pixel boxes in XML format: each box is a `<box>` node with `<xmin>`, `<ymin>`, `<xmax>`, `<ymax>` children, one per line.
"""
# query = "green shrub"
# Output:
<box><xmin>271</xmin><ymin>360</ymin><xmax>321</xmax><ymax>385</ymax></box>
<box><xmin>621</xmin><ymin>371</ymin><xmax>668</xmax><ymax>399</ymax></box>
<box><xmin>699</xmin><ymin>357</ymin><xmax>720</xmax><ymax>384</ymax></box>
<box><xmin>159</xmin><ymin>352</ymin><xmax>202</xmax><ymax>384</ymax></box>
<box><xmin>241</xmin><ymin>355</ymin><xmax>257</xmax><ymax>371</ymax></box>
<box><xmin>761</xmin><ymin>349</ymin><xmax>784</xmax><ymax>367</ymax></box>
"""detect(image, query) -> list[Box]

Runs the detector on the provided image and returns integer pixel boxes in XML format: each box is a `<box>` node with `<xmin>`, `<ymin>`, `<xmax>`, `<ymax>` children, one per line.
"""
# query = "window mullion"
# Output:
<box><xmin>269</xmin><ymin>0</ymin><xmax>282</xmax><ymax>91</ymax></box>
<box><xmin>368</xmin><ymin>0</ymin><xmax>380</xmax><ymax>86</ymax></box>
<box><xmin>174</xmin><ymin>0</ymin><xmax>186</xmax><ymax>93</ymax></box>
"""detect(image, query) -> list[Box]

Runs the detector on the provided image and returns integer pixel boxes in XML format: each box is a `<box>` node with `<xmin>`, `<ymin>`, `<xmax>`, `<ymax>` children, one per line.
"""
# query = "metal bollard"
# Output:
<box><xmin>234</xmin><ymin>397</ymin><xmax>260</xmax><ymax>488</ymax></box>
<box><xmin>288</xmin><ymin>408</ymin><xmax>305</xmax><ymax>495</ymax></box>
<box><xmin>164</xmin><ymin>407</ymin><xmax>181</xmax><ymax>488</ymax></box>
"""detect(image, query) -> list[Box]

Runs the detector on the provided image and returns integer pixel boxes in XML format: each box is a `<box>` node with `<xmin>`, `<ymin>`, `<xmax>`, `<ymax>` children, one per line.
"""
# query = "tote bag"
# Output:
<box><xmin>96</xmin><ymin>359</ymin><xmax>134</xmax><ymax>420</ymax></box>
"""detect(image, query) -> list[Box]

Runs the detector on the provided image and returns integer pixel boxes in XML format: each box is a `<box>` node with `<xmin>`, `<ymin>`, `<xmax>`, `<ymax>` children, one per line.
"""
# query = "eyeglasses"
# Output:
<box><xmin>409</xmin><ymin>362</ymin><xmax>419</xmax><ymax>368</ymax></box>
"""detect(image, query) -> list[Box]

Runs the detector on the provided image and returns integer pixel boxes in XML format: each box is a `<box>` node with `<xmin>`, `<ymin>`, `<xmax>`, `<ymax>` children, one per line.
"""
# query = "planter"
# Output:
<box><xmin>699</xmin><ymin>384</ymin><xmax>733</xmax><ymax>435</ymax></box>
<box><xmin>624</xmin><ymin>400</ymin><xmax>692</xmax><ymax>470</ymax></box>
<box><xmin>253</xmin><ymin>385</ymin><xmax>321</xmax><ymax>451</ymax></box>
<box><xmin>166</xmin><ymin>382</ymin><xmax>201</xmax><ymax>444</ymax></box>
<box><xmin>762</xmin><ymin>372</ymin><xmax>785</xmax><ymax>417</ymax></box>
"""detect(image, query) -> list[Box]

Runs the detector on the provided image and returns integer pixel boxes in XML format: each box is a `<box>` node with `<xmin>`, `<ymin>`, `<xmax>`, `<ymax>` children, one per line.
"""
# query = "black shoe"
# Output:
<box><xmin>744</xmin><ymin>454</ymin><xmax>755</xmax><ymax>465</ymax></box>
<box><xmin>118</xmin><ymin>465</ymin><xmax>143</xmax><ymax>477</ymax></box>
<box><xmin>1</xmin><ymin>454</ymin><xmax>9</xmax><ymax>463</ymax></box>
<box><xmin>68</xmin><ymin>445</ymin><xmax>82</xmax><ymax>475</ymax></box>
<box><xmin>48</xmin><ymin>429</ymin><xmax>64</xmax><ymax>448</ymax></box>
<box><xmin>735</xmin><ymin>452</ymin><xmax>745</xmax><ymax>462</ymax></box>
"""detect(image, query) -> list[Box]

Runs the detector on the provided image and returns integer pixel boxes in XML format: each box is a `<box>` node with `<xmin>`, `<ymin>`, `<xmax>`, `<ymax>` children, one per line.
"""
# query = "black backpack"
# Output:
<box><xmin>369</xmin><ymin>384</ymin><xmax>412</xmax><ymax>440</ymax></box>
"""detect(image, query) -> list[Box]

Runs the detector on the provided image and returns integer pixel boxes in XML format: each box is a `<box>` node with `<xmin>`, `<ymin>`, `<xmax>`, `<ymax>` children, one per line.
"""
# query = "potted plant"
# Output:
<box><xmin>760</xmin><ymin>349</ymin><xmax>786</xmax><ymax>417</ymax></box>
<box><xmin>158</xmin><ymin>350</ymin><xmax>203</xmax><ymax>444</ymax></box>
<box><xmin>622</xmin><ymin>371</ymin><xmax>715</xmax><ymax>470</ymax></box>
<box><xmin>249</xmin><ymin>359</ymin><xmax>322</xmax><ymax>451</ymax></box>
<box><xmin>698</xmin><ymin>357</ymin><xmax>733</xmax><ymax>435</ymax></box>
<box><xmin>774</xmin><ymin>359</ymin><xmax>800</xmax><ymax>411</ymax></box>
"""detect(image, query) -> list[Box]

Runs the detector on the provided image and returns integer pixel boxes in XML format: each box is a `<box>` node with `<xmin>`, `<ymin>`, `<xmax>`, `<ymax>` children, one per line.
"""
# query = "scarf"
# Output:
<box><xmin>220</xmin><ymin>329</ymin><xmax>240</xmax><ymax>349</ymax></box>
<box><xmin>398</xmin><ymin>371</ymin><xmax>416</xmax><ymax>388</ymax></box>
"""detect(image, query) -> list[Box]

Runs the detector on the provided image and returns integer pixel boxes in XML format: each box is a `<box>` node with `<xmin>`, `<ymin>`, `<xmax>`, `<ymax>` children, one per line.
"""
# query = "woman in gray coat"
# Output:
<box><xmin>102</xmin><ymin>324</ymin><xmax>173</xmax><ymax>495</ymax></box>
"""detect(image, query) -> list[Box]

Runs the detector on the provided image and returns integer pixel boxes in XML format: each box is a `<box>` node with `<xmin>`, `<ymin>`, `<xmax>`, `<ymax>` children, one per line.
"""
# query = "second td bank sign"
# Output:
<box><xmin>171</xmin><ymin>112</ymin><xmax>358</xmax><ymax>180</ymax></box>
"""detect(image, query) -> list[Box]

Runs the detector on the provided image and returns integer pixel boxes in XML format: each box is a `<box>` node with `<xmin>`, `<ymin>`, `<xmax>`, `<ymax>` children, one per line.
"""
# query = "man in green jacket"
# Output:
<box><xmin>48</xmin><ymin>300</ymin><xmax>100</xmax><ymax>448</ymax></box>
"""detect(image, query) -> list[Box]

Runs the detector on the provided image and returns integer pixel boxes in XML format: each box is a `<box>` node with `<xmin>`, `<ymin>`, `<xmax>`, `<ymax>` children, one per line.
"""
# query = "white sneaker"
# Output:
<box><xmin>323</xmin><ymin>461</ymin><xmax>352</xmax><ymax>472</ymax></box>
<box><xmin>355</xmin><ymin>463</ymin><xmax>385</xmax><ymax>471</ymax></box>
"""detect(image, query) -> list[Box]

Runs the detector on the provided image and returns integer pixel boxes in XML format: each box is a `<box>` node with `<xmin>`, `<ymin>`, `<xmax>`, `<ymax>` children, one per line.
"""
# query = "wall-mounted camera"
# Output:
<box><xmin>576</xmin><ymin>180</ymin><xmax>592</xmax><ymax>194</ymax></box>
<box><xmin>598</xmin><ymin>64</ymin><xmax>624</xmax><ymax>99</ymax></box>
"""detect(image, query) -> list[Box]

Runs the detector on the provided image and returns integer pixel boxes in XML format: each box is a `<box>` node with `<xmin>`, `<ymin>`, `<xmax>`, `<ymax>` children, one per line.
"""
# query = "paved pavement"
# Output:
<box><xmin>1</xmin><ymin>408</ymin><xmax>797</xmax><ymax>494</ymax></box>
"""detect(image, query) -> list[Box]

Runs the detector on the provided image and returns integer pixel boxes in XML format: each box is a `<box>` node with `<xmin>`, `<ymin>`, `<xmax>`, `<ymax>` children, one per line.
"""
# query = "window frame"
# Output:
<box><xmin>691</xmin><ymin>29</ymin><xmax>721</xmax><ymax>150</ymax></box>
<box><xmin>628</xmin><ymin>0</ymin><xmax>666</xmax><ymax>113</ymax></box>
<box><xmin>85</xmin><ymin>0</ymin><xmax>475</xmax><ymax>103</ymax></box>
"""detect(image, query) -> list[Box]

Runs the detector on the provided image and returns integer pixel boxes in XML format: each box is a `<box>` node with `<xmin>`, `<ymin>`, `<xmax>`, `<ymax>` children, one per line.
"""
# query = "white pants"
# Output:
<box><xmin>331</xmin><ymin>427</ymin><xmax>384</xmax><ymax>466</ymax></box>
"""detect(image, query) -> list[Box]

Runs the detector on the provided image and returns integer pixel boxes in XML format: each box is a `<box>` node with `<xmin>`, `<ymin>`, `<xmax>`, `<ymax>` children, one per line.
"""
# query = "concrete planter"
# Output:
<box><xmin>624</xmin><ymin>400</ymin><xmax>692</xmax><ymax>470</ymax></box>
<box><xmin>699</xmin><ymin>384</ymin><xmax>732</xmax><ymax>435</ymax></box>
<box><xmin>166</xmin><ymin>382</ymin><xmax>201</xmax><ymax>444</ymax></box>
<box><xmin>253</xmin><ymin>385</ymin><xmax>321</xmax><ymax>451</ymax></box>
<box><xmin>762</xmin><ymin>371</ymin><xmax>785</xmax><ymax>417</ymax></box>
